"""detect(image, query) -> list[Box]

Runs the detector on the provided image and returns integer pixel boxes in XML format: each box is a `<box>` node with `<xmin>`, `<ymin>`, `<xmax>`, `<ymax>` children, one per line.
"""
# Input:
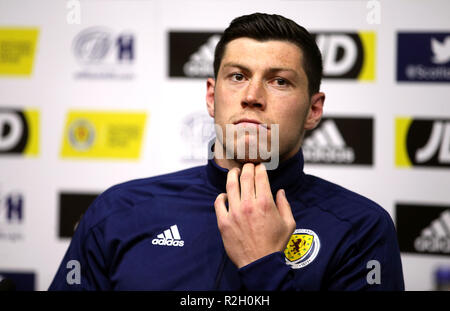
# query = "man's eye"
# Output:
<box><xmin>274</xmin><ymin>78</ymin><xmax>288</xmax><ymax>86</ymax></box>
<box><xmin>231</xmin><ymin>73</ymin><xmax>244</xmax><ymax>81</ymax></box>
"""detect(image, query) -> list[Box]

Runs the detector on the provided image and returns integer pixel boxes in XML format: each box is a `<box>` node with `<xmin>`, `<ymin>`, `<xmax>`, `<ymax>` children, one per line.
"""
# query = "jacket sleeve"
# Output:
<box><xmin>238</xmin><ymin>251</ymin><xmax>295</xmax><ymax>290</ymax></box>
<box><xmin>48</xmin><ymin>197</ymin><xmax>111</xmax><ymax>291</ymax></box>
<box><xmin>238</xmin><ymin>209</ymin><xmax>405</xmax><ymax>291</ymax></box>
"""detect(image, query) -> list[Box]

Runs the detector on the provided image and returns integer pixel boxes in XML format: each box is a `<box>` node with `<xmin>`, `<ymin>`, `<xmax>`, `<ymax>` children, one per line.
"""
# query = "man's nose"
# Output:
<box><xmin>241</xmin><ymin>79</ymin><xmax>266</xmax><ymax>109</ymax></box>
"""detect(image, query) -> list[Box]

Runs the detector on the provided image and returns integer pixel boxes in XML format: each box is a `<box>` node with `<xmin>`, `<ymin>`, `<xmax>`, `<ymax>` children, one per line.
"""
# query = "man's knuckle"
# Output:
<box><xmin>256</xmin><ymin>196</ymin><xmax>270</xmax><ymax>208</ymax></box>
<box><xmin>241</xmin><ymin>199</ymin><xmax>253</xmax><ymax>212</ymax></box>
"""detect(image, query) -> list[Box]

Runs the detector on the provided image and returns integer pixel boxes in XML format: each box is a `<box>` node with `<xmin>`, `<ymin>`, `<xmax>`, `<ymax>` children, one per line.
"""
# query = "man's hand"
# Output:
<box><xmin>214</xmin><ymin>163</ymin><xmax>296</xmax><ymax>269</ymax></box>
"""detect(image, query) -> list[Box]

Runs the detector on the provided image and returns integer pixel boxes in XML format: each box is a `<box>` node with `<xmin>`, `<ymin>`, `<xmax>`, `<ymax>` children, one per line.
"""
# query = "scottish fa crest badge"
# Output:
<box><xmin>284</xmin><ymin>229</ymin><xmax>320</xmax><ymax>269</ymax></box>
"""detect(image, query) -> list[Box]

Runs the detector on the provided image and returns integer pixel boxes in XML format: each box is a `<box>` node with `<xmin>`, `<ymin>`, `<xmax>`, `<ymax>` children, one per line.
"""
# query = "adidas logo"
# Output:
<box><xmin>303</xmin><ymin>119</ymin><xmax>355</xmax><ymax>163</ymax></box>
<box><xmin>414</xmin><ymin>210</ymin><xmax>450</xmax><ymax>253</ymax></box>
<box><xmin>152</xmin><ymin>225</ymin><xmax>184</xmax><ymax>247</ymax></box>
<box><xmin>183</xmin><ymin>35</ymin><xmax>221</xmax><ymax>77</ymax></box>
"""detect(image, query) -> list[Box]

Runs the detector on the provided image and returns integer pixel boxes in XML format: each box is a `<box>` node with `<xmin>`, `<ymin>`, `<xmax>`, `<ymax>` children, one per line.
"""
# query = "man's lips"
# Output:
<box><xmin>233</xmin><ymin>119</ymin><xmax>269</xmax><ymax>129</ymax></box>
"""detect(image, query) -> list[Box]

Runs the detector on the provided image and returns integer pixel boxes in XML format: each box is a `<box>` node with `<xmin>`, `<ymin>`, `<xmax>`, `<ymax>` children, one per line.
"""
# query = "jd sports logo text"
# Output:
<box><xmin>396</xmin><ymin>203</ymin><xmax>450</xmax><ymax>256</ymax></box>
<box><xmin>314</xmin><ymin>32</ymin><xmax>375</xmax><ymax>80</ymax></box>
<box><xmin>0</xmin><ymin>109</ymin><xmax>39</xmax><ymax>156</ymax></box>
<box><xmin>303</xmin><ymin>117</ymin><xmax>373</xmax><ymax>165</ymax></box>
<box><xmin>169</xmin><ymin>31</ymin><xmax>375</xmax><ymax>80</ymax></box>
<box><xmin>396</xmin><ymin>118</ymin><xmax>450</xmax><ymax>167</ymax></box>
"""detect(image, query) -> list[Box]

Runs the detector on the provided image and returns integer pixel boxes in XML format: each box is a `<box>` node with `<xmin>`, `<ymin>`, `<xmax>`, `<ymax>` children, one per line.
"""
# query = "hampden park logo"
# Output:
<box><xmin>396</xmin><ymin>203</ymin><xmax>450</xmax><ymax>256</ymax></box>
<box><xmin>0</xmin><ymin>108</ymin><xmax>39</xmax><ymax>156</ymax></box>
<box><xmin>0</xmin><ymin>188</ymin><xmax>25</xmax><ymax>242</ymax></box>
<box><xmin>60</xmin><ymin>110</ymin><xmax>147</xmax><ymax>160</ymax></box>
<box><xmin>0</xmin><ymin>28</ymin><xmax>39</xmax><ymax>76</ymax></box>
<box><xmin>169</xmin><ymin>31</ymin><xmax>376</xmax><ymax>80</ymax></box>
<box><xmin>303</xmin><ymin>117</ymin><xmax>374</xmax><ymax>165</ymax></box>
<box><xmin>72</xmin><ymin>27</ymin><xmax>135</xmax><ymax>79</ymax></box>
<box><xmin>397</xmin><ymin>32</ymin><xmax>450</xmax><ymax>82</ymax></box>
<box><xmin>396</xmin><ymin>117</ymin><xmax>450</xmax><ymax>168</ymax></box>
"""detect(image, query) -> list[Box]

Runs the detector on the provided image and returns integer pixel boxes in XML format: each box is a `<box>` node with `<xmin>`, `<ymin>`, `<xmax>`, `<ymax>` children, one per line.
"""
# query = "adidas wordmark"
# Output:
<box><xmin>152</xmin><ymin>225</ymin><xmax>184</xmax><ymax>247</ymax></box>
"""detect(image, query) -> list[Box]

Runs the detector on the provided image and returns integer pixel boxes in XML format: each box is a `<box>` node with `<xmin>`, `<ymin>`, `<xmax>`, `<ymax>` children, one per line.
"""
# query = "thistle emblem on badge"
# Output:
<box><xmin>284</xmin><ymin>229</ymin><xmax>320</xmax><ymax>269</ymax></box>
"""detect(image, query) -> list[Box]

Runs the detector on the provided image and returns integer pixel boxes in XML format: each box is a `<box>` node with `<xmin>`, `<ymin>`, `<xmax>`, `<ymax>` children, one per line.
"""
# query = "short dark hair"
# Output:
<box><xmin>213</xmin><ymin>13</ymin><xmax>323</xmax><ymax>96</ymax></box>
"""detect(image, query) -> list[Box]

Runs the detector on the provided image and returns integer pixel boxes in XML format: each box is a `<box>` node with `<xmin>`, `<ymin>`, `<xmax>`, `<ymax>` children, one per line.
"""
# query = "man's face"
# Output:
<box><xmin>207</xmin><ymin>37</ymin><xmax>324</xmax><ymax>164</ymax></box>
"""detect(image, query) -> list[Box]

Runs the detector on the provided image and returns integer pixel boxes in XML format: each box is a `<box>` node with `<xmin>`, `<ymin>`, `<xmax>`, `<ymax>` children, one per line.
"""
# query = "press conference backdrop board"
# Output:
<box><xmin>0</xmin><ymin>0</ymin><xmax>449</xmax><ymax>291</ymax></box>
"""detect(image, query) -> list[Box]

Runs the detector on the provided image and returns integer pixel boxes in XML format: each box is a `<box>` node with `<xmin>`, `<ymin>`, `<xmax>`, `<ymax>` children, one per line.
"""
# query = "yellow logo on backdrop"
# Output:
<box><xmin>358</xmin><ymin>31</ymin><xmax>376</xmax><ymax>81</ymax></box>
<box><xmin>395</xmin><ymin>117</ymin><xmax>413</xmax><ymax>167</ymax></box>
<box><xmin>23</xmin><ymin>109</ymin><xmax>39</xmax><ymax>156</ymax></box>
<box><xmin>61</xmin><ymin>111</ymin><xmax>147</xmax><ymax>160</ymax></box>
<box><xmin>0</xmin><ymin>28</ymin><xmax>39</xmax><ymax>76</ymax></box>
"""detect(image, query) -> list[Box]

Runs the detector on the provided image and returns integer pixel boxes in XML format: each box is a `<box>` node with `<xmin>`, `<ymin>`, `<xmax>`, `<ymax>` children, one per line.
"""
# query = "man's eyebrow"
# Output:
<box><xmin>267</xmin><ymin>67</ymin><xmax>299</xmax><ymax>78</ymax></box>
<box><xmin>222</xmin><ymin>62</ymin><xmax>251</xmax><ymax>72</ymax></box>
<box><xmin>222</xmin><ymin>62</ymin><xmax>299</xmax><ymax>78</ymax></box>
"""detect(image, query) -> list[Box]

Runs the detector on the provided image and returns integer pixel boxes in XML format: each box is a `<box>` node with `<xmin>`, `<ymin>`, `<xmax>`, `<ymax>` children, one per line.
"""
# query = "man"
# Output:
<box><xmin>49</xmin><ymin>13</ymin><xmax>404</xmax><ymax>290</ymax></box>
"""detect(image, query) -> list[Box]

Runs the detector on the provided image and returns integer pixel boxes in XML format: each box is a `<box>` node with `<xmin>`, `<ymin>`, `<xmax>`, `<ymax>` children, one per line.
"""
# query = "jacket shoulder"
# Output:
<box><xmin>302</xmin><ymin>174</ymin><xmax>394</xmax><ymax>229</ymax></box>
<box><xmin>80</xmin><ymin>165</ymin><xmax>206</xmax><ymax>230</ymax></box>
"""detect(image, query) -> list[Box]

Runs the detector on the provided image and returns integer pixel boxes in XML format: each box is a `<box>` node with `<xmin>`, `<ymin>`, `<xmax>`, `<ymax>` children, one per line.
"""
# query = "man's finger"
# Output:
<box><xmin>276</xmin><ymin>189</ymin><xmax>295</xmax><ymax>228</ymax></box>
<box><xmin>214</xmin><ymin>193</ymin><xmax>228</xmax><ymax>222</ymax></box>
<box><xmin>240</xmin><ymin>163</ymin><xmax>255</xmax><ymax>201</ymax></box>
<box><xmin>255</xmin><ymin>163</ymin><xmax>272</xmax><ymax>200</ymax></box>
<box><xmin>226</xmin><ymin>167</ymin><xmax>241</xmax><ymax>210</ymax></box>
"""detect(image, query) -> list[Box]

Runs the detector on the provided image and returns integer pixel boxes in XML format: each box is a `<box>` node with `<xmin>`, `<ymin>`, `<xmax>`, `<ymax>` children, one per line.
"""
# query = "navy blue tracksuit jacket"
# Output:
<box><xmin>49</xmin><ymin>149</ymin><xmax>404</xmax><ymax>290</ymax></box>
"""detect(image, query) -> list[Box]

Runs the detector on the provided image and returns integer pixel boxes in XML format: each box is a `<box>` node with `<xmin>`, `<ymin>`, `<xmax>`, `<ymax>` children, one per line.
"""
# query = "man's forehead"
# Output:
<box><xmin>221</xmin><ymin>37</ymin><xmax>304</xmax><ymax>71</ymax></box>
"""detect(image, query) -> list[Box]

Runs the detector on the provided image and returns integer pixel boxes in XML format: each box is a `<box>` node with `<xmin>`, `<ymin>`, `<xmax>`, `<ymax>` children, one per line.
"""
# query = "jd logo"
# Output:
<box><xmin>396</xmin><ymin>118</ymin><xmax>450</xmax><ymax>167</ymax></box>
<box><xmin>0</xmin><ymin>111</ymin><xmax>28</xmax><ymax>153</ymax></box>
<box><xmin>414</xmin><ymin>121</ymin><xmax>450</xmax><ymax>164</ymax></box>
<box><xmin>314</xmin><ymin>32</ymin><xmax>375</xmax><ymax>80</ymax></box>
<box><xmin>0</xmin><ymin>109</ymin><xmax>38</xmax><ymax>156</ymax></box>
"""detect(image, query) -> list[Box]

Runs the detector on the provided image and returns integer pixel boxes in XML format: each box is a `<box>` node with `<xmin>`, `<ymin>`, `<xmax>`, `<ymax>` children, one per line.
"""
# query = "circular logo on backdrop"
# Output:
<box><xmin>72</xmin><ymin>27</ymin><xmax>113</xmax><ymax>64</ymax></box>
<box><xmin>68</xmin><ymin>119</ymin><xmax>96</xmax><ymax>151</ymax></box>
<box><xmin>284</xmin><ymin>229</ymin><xmax>320</xmax><ymax>269</ymax></box>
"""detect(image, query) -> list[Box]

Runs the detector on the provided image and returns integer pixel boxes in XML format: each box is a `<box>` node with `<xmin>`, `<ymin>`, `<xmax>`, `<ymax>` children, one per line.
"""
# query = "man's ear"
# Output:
<box><xmin>206</xmin><ymin>78</ymin><xmax>215</xmax><ymax>118</ymax></box>
<box><xmin>304</xmin><ymin>92</ymin><xmax>325</xmax><ymax>130</ymax></box>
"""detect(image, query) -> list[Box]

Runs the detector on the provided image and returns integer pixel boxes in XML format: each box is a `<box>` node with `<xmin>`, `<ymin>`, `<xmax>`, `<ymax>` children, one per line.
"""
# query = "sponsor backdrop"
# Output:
<box><xmin>0</xmin><ymin>0</ymin><xmax>449</xmax><ymax>291</ymax></box>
